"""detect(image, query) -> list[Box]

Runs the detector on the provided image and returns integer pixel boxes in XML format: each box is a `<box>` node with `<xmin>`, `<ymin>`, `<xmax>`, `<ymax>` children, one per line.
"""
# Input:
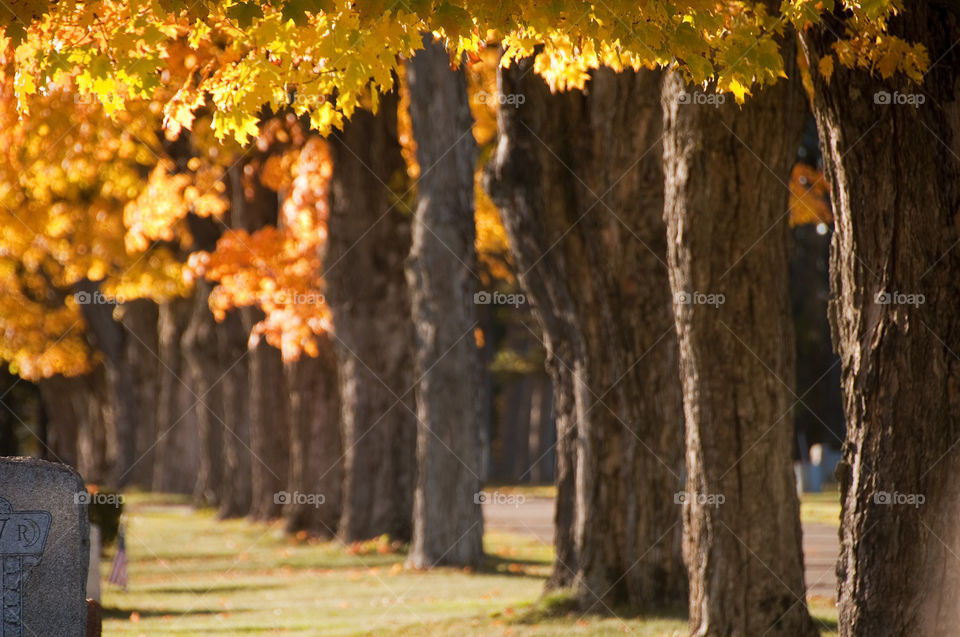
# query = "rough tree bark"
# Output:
<box><xmin>405</xmin><ymin>37</ymin><xmax>484</xmax><ymax>568</ymax></box>
<box><xmin>486</xmin><ymin>61</ymin><xmax>687</xmax><ymax>609</ymax></box>
<box><xmin>283</xmin><ymin>334</ymin><xmax>342</xmax><ymax>536</ymax></box>
<box><xmin>660</xmin><ymin>36</ymin><xmax>817</xmax><ymax>636</ymax></box>
<box><xmin>325</xmin><ymin>90</ymin><xmax>418</xmax><ymax>542</ymax></box>
<box><xmin>801</xmin><ymin>5</ymin><xmax>960</xmax><ymax>635</ymax></box>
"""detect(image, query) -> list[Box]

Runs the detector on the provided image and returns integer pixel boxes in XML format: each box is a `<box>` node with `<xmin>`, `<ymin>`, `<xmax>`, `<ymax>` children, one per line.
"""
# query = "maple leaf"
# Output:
<box><xmin>817</xmin><ymin>55</ymin><xmax>834</xmax><ymax>85</ymax></box>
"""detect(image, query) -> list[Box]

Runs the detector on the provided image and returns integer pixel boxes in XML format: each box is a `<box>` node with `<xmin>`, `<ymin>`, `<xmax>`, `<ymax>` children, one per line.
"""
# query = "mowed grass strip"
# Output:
<box><xmin>801</xmin><ymin>488</ymin><xmax>842</xmax><ymax>526</ymax></box>
<box><xmin>101</xmin><ymin>494</ymin><xmax>838</xmax><ymax>636</ymax></box>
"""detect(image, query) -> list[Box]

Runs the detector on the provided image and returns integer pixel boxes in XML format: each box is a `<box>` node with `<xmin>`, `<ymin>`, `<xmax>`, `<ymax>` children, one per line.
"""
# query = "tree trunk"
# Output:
<box><xmin>118</xmin><ymin>299</ymin><xmax>159</xmax><ymax>488</ymax></box>
<box><xmin>217</xmin><ymin>310</ymin><xmax>253</xmax><ymax>518</ymax></box>
<box><xmin>152</xmin><ymin>298</ymin><xmax>199</xmax><ymax>494</ymax></box>
<box><xmin>801</xmin><ymin>5</ymin><xmax>960</xmax><ymax>635</ymax></box>
<box><xmin>75</xmin><ymin>280</ymin><xmax>139</xmax><ymax>487</ymax></box>
<box><xmin>405</xmin><ymin>36</ymin><xmax>485</xmax><ymax>568</ymax></box>
<box><xmin>660</xmin><ymin>38</ymin><xmax>816</xmax><ymax>635</ymax></box>
<box><xmin>486</xmin><ymin>61</ymin><xmax>686</xmax><ymax>609</ymax></box>
<box><xmin>222</xmin><ymin>157</ymin><xmax>281</xmax><ymax>520</ymax></box>
<box><xmin>247</xmin><ymin>339</ymin><xmax>288</xmax><ymax>520</ymax></box>
<box><xmin>78</xmin><ymin>368</ymin><xmax>110</xmax><ymax>482</ymax></box>
<box><xmin>547</xmin><ymin>369</ymin><xmax>579</xmax><ymax>591</ymax></box>
<box><xmin>477</xmin><ymin>302</ymin><xmax>495</xmax><ymax>481</ymax></box>
<box><xmin>283</xmin><ymin>334</ymin><xmax>342</xmax><ymax>536</ymax></box>
<box><xmin>0</xmin><ymin>371</ymin><xmax>23</xmax><ymax>457</ymax></box>
<box><xmin>790</xmin><ymin>222</ymin><xmax>844</xmax><ymax>448</ymax></box>
<box><xmin>182</xmin><ymin>279</ymin><xmax>224</xmax><ymax>507</ymax></box>
<box><xmin>526</xmin><ymin>374</ymin><xmax>554</xmax><ymax>483</ymax></box>
<box><xmin>325</xmin><ymin>89</ymin><xmax>418</xmax><ymax>542</ymax></box>
<box><xmin>498</xmin><ymin>373</ymin><xmax>532</xmax><ymax>481</ymax></box>
<box><xmin>37</xmin><ymin>375</ymin><xmax>80</xmax><ymax>466</ymax></box>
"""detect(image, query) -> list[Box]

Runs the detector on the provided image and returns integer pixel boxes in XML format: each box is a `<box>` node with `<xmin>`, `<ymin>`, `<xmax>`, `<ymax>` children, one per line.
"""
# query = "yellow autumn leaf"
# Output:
<box><xmin>817</xmin><ymin>55</ymin><xmax>834</xmax><ymax>85</ymax></box>
<box><xmin>721</xmin><ymin>77</ymin><xmax>750</xmax><ymax>104</ymax></box>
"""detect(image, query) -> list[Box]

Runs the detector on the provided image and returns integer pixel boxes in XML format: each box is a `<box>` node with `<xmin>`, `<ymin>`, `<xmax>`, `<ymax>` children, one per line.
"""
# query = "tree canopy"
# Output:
<box><xmin>4</xmin><ymin>0</ymin><xmax>928</xmax><ymax>144</ymax></box>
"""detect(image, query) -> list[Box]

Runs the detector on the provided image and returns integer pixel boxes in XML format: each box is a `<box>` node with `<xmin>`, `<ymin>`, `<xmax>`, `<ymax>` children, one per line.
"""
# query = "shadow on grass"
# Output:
<box><xmin>139</xmin><ymin>581</ymin><xmax>283</xmax><ymax>595</ymax></box>
<box><xmin>477</xmin><ymin>554</ymin><xmax>551</xmax><ymax>578</ymax></box>
<box><xmin>134</xmin><ymin>552</ymin><xmax>275</xmax><ymax>563</ymax></box>
<box><xmin>101</xmin><ymin>607</ymin><xmax>225</xmax><ymax>620</ymax></box>
<box><xmin>506</xmin><ymin>589</ymin><xmax>688</xmax><ymax>625</ymax></box>
<box><xmin>812</xmin><ymin>615</ymin><xmax>839</xmax><ymax>633</ymax></box>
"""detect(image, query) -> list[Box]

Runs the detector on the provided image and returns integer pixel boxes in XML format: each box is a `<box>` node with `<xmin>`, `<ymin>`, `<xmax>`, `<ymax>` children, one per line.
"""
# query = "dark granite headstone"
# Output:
<box><xmin>0</xmin><ymin>457</ymin><xmax>89</xmax><ymax>637</ymax></box>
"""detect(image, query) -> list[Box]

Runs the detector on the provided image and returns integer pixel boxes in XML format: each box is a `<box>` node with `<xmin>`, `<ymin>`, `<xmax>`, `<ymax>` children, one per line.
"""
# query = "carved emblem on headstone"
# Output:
<box><xmin>0</xmin><ymin>498</ymin><xmax>52</xmax><ymax>637</ymax></box>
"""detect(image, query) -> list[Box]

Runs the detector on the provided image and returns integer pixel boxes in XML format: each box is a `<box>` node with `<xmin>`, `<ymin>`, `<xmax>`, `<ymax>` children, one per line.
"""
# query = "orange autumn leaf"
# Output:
<box><xmin>789</xmin><ymin>163</ymin><xmax>832</xmax><ymax>227</ymax></box>
<box><xmin>198</xmin><ymin>138</ymin><xmax>332</xmax><ymax>362</ymax></box>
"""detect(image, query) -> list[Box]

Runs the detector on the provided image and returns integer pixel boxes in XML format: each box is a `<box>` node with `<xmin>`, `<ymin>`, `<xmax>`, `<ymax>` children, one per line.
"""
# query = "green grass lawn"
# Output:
<box><xmin>801</xmin><ymin>488</ymin><xmax>842</xmax><ymax>526</ymax></box>
<box><xmin>100</xmin><ymin>493</ymin><xmax>839</xmax><ymax>636</ymax></box>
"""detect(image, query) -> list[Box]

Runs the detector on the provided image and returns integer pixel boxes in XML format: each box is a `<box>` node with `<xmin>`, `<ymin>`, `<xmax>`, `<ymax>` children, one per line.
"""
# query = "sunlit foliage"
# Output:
<box><xmin>5</xmin><ymin>1</ymin><xmax>928</xmax><ymax>144</ymax></box>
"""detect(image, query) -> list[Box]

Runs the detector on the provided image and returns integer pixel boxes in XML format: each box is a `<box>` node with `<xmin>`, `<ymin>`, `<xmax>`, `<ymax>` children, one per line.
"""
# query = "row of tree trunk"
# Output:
<box><xmin>486</xmin><ymin>55</ymin><xmax>813</xmax><ymax>632</ymax></box>
<box><xmin>489</xmin><ymin>3</ymin><xmax>960</xmax><ymax>634</ymax></box>
<box><xmin>486</xmin><ymin>64</ymin><xmax>687</xmax><ymax>610</ymax></box>
<box><xmin>37</xmin><ymin>41</ymin><xmax>487</xmax><ymax>561</ymax></box>
<box><xmin>30</xmin><ymin>6</ymin><xmax>960</xmax><ymax>633</ymax></box>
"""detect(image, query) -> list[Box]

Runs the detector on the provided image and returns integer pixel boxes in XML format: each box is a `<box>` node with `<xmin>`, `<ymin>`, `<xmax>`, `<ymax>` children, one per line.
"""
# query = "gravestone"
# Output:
<box><xmin>0</xmin><ymin>457</ymin><xmax>90</xmax><ymax>637</ymax></box>
<box><xmin>801</xmin><ymin>443</ymin><xmax>843</xmax><ymax>493</ymax></box>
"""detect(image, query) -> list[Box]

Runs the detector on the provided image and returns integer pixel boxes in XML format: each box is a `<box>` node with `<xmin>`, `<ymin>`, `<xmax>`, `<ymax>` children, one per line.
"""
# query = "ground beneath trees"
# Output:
<box><xmin>482</xmin><ymin>488</ymin><xmax>841</xmax><ymax>599</ymax></box>
<box><xmin>100</xmin><ymin>492</ymin><xmax>839</xmax><ymax>636</ymax></box>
